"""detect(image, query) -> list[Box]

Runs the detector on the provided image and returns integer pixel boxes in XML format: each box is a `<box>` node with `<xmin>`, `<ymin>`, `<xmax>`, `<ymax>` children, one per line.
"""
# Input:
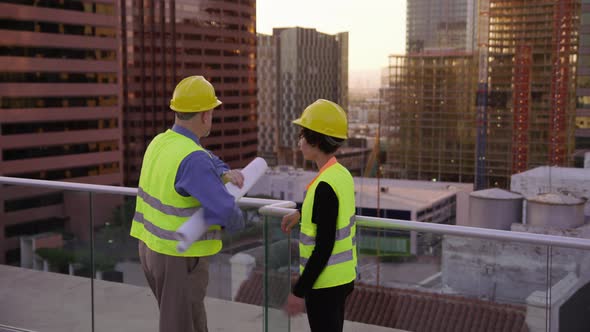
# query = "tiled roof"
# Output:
<box><xmin>235</xmin><ymin>270</ymin><xmax>529</xmax><ymax>332</ymax></box>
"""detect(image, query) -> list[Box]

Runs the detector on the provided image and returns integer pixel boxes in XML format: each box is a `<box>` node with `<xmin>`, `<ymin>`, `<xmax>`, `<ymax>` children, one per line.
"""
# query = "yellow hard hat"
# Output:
<box><xmin>170</xmin><ymin>76</ymin><xmax>222</xmax><ymax>113</ymax></box>
<box><xmin>292</xmin><ymin>99</ymin><xmax>348</xmax><ymax>139</ymax></box>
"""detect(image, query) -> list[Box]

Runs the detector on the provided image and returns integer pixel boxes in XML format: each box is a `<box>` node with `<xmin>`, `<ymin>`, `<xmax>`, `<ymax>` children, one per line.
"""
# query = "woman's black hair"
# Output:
<box><xmin>299</xmin><ymin>127</ymin><xmax>345</xmax><ymax>154</ymax></box>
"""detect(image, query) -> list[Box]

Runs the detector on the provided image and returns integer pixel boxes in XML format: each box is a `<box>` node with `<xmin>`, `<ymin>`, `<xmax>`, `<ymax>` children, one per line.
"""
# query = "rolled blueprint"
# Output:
<box><xmin>224</xmin><ymin>157</ymin><xmax>268</xmax><ymax>200</ymax></box>
<box><xmin>175</xmin><ymin>157</ymin><xmax>268</xmax><ymax>253</ymax></box>
<box><xmin>175</xmin><ymin>209</ymin><xmax>206</xmax><ymax>253</ymax></box>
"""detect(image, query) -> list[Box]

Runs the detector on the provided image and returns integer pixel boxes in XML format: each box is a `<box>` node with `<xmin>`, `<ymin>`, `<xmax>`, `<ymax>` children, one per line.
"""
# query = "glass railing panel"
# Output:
<box><xmin>0</xmin><ymin>184</ymin><xmax>93</xmax><ymax>332</ymax></box>
<box><xmin>262</xmin><ymin>215</ymin><xmax>292</xmax><ymax>332</ymax></box>
<box><xmin>355</xmin><ymin>223</ymin><xmax>417</xmax><ymax>287</ymax></box>
<box><xmin>89</xmin><ymin>192</ymin><xmax>150</xmax><ymax>332</ymax></box>
<box><xmin>353</xmin><ymin>221</ymin><xmax>550</xmax><ymax>331</ymax></box>
<box><xmin>89</xmin><ymin>193</ymin><xmax>273</xmax><ymax>331</ymax></box>
<box><xmin>548</xmin><ymin>245</ymin><xmax>590</xmax><ymax>332</ymax></box>
<box><xmin>207</xmin><ymin>204</ymin><xmax>269</xmax><ymax>332</ymax></box>
<box><xmin>10</xmin><ymin>176</ymin><xmax>587</xmax><ymax>332</ymax></box>
<box><xmin>209</xmin><ymin>204</ymin><xmax>265</xmax><ymax>302</ymax></box>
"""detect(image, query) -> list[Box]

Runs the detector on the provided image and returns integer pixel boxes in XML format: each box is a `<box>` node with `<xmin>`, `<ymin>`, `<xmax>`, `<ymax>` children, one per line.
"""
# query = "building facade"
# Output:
<box><xmin>482</xmin><ymin>0</ymin><xmax>580</xmax><ymax>188</ymax></box>
<box><xmin>256</xmin><ymin>33</ymin><xmax>277</xmax><ymax>165</ymax></box>
<box><xmin>257</xmin><ymin>28</ymin><xmax>348</xmax><ymax>166</ymax></box>
<box><xmin>384</xmin><ymin>0</ymin><xmax>479</xmax><ymax>184</ymax></box>
<box><xmin>383</xmin><ymin>53</ymin><xmax>478</xmax><ymax>183</ymax></box>
<box><xmin>575</xmin><ymin>1</ymin><xmax>590</xmax><ymax>167</ymax></box>
<box><xmin>388</xmin><ymin>0</ymin><xmax>584</xmax><ymax>189</ymax></box>
<box><xmin>0</xmin><ymin>0</ymin><xmax>123</xmax><ymax>264</ymax></box>
<box><xmin>121</xmin><ymin>0</ymin><xmax>257</xmax><ymax>185</ymax></box>
<box><xmin>406</xmin><ymin>0</ymin><xmax>476</xmax><ymax>53</ymax></box>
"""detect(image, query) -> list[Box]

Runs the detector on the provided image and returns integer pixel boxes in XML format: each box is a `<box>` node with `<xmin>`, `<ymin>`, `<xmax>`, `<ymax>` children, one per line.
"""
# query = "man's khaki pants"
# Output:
<box><xmin>139</xmin><ymin>241</ymin><xmax>209</xmax><ymax>332</ymax></box>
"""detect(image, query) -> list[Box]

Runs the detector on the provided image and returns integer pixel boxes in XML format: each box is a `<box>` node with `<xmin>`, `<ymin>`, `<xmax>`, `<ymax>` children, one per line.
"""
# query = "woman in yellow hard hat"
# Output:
<box><xmin>282</xmin><ymin>99</ymin><xmax>357</xmax><ymax>332</ymax></box>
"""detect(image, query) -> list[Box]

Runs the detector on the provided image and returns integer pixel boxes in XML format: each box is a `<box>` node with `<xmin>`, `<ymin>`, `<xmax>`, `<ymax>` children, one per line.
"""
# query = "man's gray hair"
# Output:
<box><xmin>175</xmin><ymin>112</ymin><xmax>198</xmax><ymax>120</ymax></box>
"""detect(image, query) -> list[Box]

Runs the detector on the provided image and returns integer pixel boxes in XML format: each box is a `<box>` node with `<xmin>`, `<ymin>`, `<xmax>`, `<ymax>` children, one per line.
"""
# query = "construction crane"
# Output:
<box><xmin>363</xmin><ymin>94</ymin><xmax>383</xmax><ymax>179</ymax></box>
<box><xmin>363</xmin><ymin>129</ymin><xmax>380</xmax><ymax>178</ymax></box>
<box><xmin>512</xmin><ymin>45</ymin><xmax>532</xmax><ymax>174</ymax></box>
<box><xmin>550</xmin><ymin>0</ymin><xmax>575</xmax><ymax>166</ymax></box>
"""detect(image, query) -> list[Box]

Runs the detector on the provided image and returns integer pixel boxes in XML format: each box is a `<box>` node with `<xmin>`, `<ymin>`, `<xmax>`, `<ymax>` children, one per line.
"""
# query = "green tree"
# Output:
<box><xmin>35</xmin><ymin>247</ymin><xmax>74</xmax><ymax>273</ymax></box>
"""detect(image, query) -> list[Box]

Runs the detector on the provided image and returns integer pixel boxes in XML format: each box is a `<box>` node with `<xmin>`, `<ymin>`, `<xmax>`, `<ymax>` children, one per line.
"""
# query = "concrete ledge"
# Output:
<box><xmin>0</xmin><ymin>265</ymin><xmax>400</xmax><ymax>332</ymax></box>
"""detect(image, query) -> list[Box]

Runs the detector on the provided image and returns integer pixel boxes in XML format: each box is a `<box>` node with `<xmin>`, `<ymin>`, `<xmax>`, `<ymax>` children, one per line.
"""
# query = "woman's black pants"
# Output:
<box><xmin>304</xmin><ymin>282</ymin><xmax>354</xmax><ymax>332</ymax></box>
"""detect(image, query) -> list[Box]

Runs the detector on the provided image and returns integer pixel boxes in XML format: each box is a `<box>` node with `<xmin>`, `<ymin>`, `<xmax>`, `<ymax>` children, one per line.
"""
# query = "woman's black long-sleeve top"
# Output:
<box><xmin>292</xmin><ymin>181</ymin><xmax>350</xmax><ymax>298</ymax></box>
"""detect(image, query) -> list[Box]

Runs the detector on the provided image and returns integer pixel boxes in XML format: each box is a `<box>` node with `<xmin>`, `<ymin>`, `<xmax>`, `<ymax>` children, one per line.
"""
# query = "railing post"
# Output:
<box><xmin>89</xmin><ymin>192</ymin><xmax>95</xmax><ymax>332</ymax></box>
<box><xmin>263</xmin><ymin>215</ymin><xmax>269</xmax><ymax>332</ymax></box>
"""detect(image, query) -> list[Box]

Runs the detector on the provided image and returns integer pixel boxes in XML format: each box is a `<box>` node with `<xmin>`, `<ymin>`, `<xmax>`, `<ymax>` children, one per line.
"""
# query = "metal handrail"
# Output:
<box><xmin>3</xmin><ymin>176</ymin><xmax>590</xmax><ymax>250</ymax></box>
<box><xmin>356</xmin><ymin>215</ymin><xmax>590</xmax><ymax>251</ymax></box>
<box><xmin>0</xmin><ymin>176</ymin><xmax>296</xmax><ymax>210</ymax></box>
<box><xmin>0</xmin><ymin>323</ymin><xmax>38</xmax><ymax>332</ymax></box>
<box><xmin>0</xmin><ymin>176</ymin><xmax>138</xmax><ymax>196</ymax></box>
<box><xmin>254</xmin><ymin>194</ymin><xmax>590</xmax><ymax>251</ymax></box>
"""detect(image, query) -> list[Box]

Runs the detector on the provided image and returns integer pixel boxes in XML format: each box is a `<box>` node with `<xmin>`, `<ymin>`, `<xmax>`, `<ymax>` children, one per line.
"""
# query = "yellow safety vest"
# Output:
<box><xmin>299</xmin><ymin>159</ymin><xmax>357</xmax><ymax>289</ymax></box>
<box><xmin>130</xmin><ymin>129</ymin><xmax>222</xmax><ymax>257</ymax></box>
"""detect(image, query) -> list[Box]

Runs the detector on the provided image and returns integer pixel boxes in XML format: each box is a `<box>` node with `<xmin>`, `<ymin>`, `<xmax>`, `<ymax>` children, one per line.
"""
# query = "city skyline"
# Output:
<box><xmin>256</xmin><ymin>0</ymin><xmax>407</xmax><ymax>89</ymax></box>
<box><xmin>2</xmin><ymin>1</ymin><xmax>590</xmax><ymax>331</ymax></box>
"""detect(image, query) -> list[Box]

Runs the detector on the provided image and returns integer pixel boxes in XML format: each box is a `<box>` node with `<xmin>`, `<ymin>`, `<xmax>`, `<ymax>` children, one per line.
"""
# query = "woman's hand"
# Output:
<box><xmin>283</xmin><ymin>293</ymin><xmax>305</xmax><ymax>316</ymax></box>
<box><xmin>281</xmin><ymin>210</ymin><xmax>301</xmax><ymax>233</ymax></box>
<box><xmin>222</xmin><ymin>169</ymin><xmax>244</xmax><ymax>188</ymax></box>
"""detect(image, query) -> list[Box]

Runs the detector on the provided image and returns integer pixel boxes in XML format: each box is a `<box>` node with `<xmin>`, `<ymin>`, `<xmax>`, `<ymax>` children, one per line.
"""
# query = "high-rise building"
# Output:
<box><xmin>256</xmin><ymin>33</ymin><xmax>277</xmax><ymax>165</ymax></box>
<box><xmin>385</xmin><ymin>0</ymin><xmax>478</xmax><ymax>183</ymax></box>
<box><xmin>121</xmin><ymin>0</ymin><xmax>257</xmax><ymax>186</ymax></box>
<box><xmin>0</xmin><ymin>0</ymin><xmax>123</xmax><ymax>264</ymax></box>
<box><xmin>481</xmin><ymin>0</ymin><xmax>579</xmax><ymax>188</ymax></box>
<box><xmin>387</xmin><ymin>0</ymin><xmax>584</xmax><ymax>189</ymax></box>
<box><xmin>575</xmin><ymin>1</ymin><xmax>590</xmax><ymax>167</ymax></box>
<box><xmin>257</xmin><ymin>27</ymin><xmax>348</xmax><ymax>166</ymax></box>
<box><xmin>384</xmin><ymin>54</ymin><xmax>478</xmax><ymax>182</ymax></box>
<box><xmin>406</xmin><ymin>0</ymin><xmax>476</xmax><ymax>53</ymax></box>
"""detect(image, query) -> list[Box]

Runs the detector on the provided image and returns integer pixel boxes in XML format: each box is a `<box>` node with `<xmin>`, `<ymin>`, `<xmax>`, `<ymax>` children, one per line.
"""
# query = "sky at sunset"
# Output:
<box><xmin>256</xmin><ymin>0</ymin><xmax>407</xmax><ymax>89</ymax></box>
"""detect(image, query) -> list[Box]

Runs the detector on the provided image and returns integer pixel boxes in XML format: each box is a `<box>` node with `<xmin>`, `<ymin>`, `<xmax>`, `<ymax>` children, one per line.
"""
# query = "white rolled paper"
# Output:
<box><xmin>175</xmin><ymin>157</ymin><xmax>268</xmax><ymax>253</ymax></box>
<box><xmin>224</xmin><ymin>157</ymin><xmax>268</xmax><ymax>201</ymax></box>
<box><xmin>175</xmin><ymin>209</ymin><xmax>206</xmax><ymax>253</ymax></box>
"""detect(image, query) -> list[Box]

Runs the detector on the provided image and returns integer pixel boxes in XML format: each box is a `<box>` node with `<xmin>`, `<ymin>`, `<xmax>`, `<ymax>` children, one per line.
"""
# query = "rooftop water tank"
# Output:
<box><xmin>469</xmin><ymin>188</ymin><xmax>524</xmax><ymax>230</ymax></box>
<box><xmin>526</xmin><ymin>193</ymin><xmax>586</xmax><ymax>229</ymax></box>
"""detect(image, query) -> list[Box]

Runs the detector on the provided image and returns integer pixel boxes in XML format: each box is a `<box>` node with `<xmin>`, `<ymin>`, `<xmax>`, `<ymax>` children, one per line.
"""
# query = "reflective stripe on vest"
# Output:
<box><xmin>299</xmin><ymin>215</ymin><xmax>356</xmax><ymax>246</ymax></box>
<box><xmin>133</xmin><ymin>211</ymin><xmax>221</xmax><ymax>241</ymax></box>
<box><xmin>137</xmin><ymin>187</ymin><xmax>199</xmax><ymax>217</ymax></box>
<box><xmin>299</xmin><ymin>159</ymin><xmax>357</xmax><ymax>289</ymax></box>
<box><xmin>130</xmin><ymin>129</ymin><xmax>223</xmax><ymax>257</ymax></box>
<box><xmin>136</xmin><ymin>187</ymin><xmax>222</xmax><ymax>240</ymax></box>
<box><xmin>300</xmin><ymin>249</ymin><xmax>354</xmax><ymax>267</ymax></box>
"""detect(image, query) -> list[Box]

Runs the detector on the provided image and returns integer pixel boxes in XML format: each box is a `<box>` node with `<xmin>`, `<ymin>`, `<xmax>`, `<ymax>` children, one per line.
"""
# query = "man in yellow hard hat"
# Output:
<box><xmin>130</xmin><ymin>76</ymin><xmax>245</xmax><ymax>332</ymax></box>
<box><xmin>281</xmin><ymin>99</ymin><xmax>357</xmax><ymax>332</ymax></box>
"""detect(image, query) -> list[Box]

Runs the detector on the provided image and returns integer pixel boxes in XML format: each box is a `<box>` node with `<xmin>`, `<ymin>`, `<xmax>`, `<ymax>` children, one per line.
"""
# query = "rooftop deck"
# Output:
<box><xmin>3</xmin><ymin>176</ymin><xmax>590</xmax><ymax>332</ymax></box>
<box><xmin>0</xmin><ymin>265</ymin><xmax>399</xmax><ymax>332</ymax></box>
